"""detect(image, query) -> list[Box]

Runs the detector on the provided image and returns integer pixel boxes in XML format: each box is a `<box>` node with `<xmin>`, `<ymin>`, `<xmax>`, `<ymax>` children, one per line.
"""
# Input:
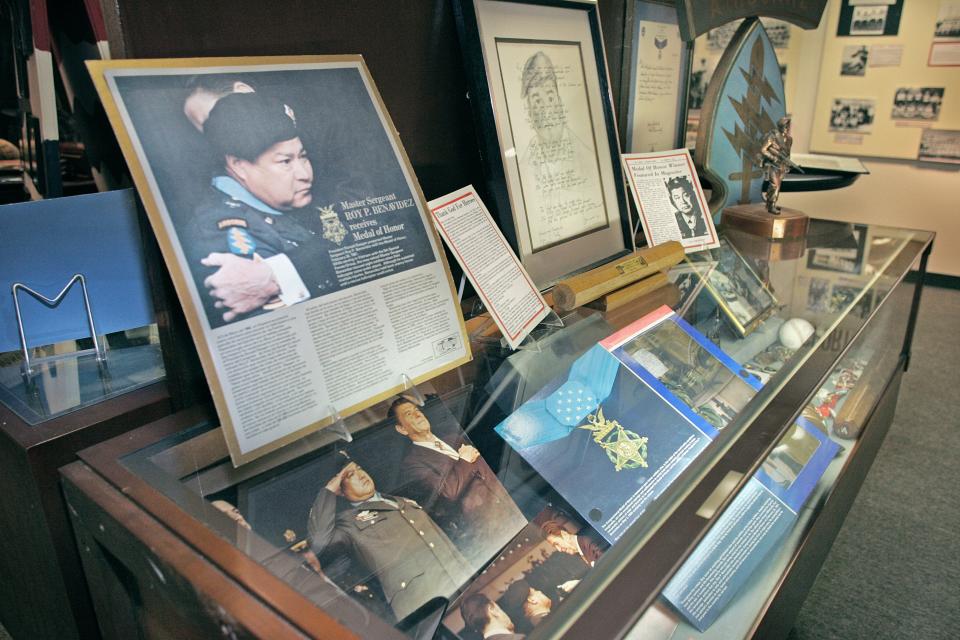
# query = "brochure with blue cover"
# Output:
<box><xmin>662</xmin><ymin>416</ymin><xmax>838</xmax><ymax>631</ymax></box>
<box><xmin>495</xmin><ymin>305</ymin><xmax>758</xmax><ymax>543</ymax></box>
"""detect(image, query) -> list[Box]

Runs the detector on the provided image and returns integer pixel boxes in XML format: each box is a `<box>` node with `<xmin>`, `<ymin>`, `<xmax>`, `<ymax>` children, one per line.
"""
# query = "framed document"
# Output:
<box><xmin>697</xmin><ymin>238</ymin><xmax>777</xmax><ymax>337</ymax></box>
<box><xmin>454</xmin><ymin>0</ymin><xmax>634</xmax><ymax>289</ymax></box>
<box><xmin>620</xmin><ymin>1</ymin><xmax>693</xmax><ymax>153</ymax></box>
<box><xmin>89</xmin><ymin>57</ymin><xmax>470</xmax><ymax>465</ymax></box>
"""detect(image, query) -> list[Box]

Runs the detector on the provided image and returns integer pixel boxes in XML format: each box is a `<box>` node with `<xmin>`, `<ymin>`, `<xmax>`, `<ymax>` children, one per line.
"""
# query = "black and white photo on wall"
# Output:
<box><xmin>837</xmin><ymin>0</ymin><xmax>904</xmax><ymax>37</ymax></box>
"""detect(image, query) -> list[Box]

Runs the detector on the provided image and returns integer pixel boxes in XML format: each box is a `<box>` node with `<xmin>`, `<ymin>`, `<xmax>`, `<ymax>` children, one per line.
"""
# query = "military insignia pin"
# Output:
<box><xmin>319</xmin><ymin>204</ymin><xmax>348</xmax><ymax>245</ymax></box>
<box><xmin>355</xmin><ymin>510</ymin><xmax>377</xmax><ymax>522</ymax></box>
<box><xmin>579</xmin><ymin>406</ymin><xmax>648</xmax><ymax>471</ymax></box>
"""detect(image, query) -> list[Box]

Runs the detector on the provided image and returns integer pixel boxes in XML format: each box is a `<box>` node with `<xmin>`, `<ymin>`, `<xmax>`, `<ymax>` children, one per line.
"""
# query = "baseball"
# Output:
<box><xmin>779</xmin><ymin>318</ymin><xmax>815</xmax><ymax>349</ymax></box>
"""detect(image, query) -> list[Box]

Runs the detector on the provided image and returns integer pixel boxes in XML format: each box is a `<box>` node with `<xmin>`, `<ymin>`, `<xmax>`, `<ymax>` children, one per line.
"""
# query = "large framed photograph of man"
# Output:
<box><xmin>89</xmin><ymin>57</ymin><xmax>470</xmax><ymax>465</ymax></box>
<box><xmin>454</xmin><ymin>0</ymin><xmax>634</xmax><ymax>289</ymax></box>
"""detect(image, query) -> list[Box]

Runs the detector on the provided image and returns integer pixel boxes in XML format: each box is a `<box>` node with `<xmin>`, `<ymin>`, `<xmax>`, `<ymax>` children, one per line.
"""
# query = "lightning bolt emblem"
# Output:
<box><xmin>722</xmin><ymin>36</ymin><xmax>781</xmax><ymax>204</ymax></box>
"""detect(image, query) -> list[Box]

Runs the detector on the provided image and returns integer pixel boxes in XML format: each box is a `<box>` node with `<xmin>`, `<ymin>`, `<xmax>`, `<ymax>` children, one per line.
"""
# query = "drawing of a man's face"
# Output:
<box><xmin>521</xmin><ymin>51</ymin><xmax>565</xmax><ymax>132</ymax></box>
<box><xmin>670</xmin><ymin>186</ymin><xmax>694</xmax><ymax>215</ymax></box>
<box><xmin>526</xmin><ymin>82</ymin><xmax>564</xmax><ymax>131</ymax></box>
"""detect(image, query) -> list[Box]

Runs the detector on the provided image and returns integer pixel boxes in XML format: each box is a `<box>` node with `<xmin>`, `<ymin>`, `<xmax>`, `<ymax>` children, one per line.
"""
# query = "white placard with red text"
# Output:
<box><xmin>429</xmin><ymin>186</ymin><xmax>549</xmax><ymax>349</ymax></box>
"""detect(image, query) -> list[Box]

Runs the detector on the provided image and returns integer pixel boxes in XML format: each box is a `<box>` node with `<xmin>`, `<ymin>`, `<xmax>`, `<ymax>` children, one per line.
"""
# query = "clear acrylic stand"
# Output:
<box><xmin>504</xmin><ymin>308</ymin><xmax>566</xmax><ymax>352</ymax></box>
<box><xmin>400</xmin><ymin>372</ymin><xmax>427</xmax><ymax>405</ymax></box>
<box><xmin>325</xmin><ymin>404</ymin><xmax>352</xmax><ymax>443</ymax></box>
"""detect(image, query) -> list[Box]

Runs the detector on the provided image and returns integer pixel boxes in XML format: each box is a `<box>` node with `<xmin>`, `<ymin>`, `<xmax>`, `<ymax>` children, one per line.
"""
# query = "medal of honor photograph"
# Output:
<box><xmin>1</xmin><ymin>2</ymin><xmax>957</xmax><ymax>640</ymax></box>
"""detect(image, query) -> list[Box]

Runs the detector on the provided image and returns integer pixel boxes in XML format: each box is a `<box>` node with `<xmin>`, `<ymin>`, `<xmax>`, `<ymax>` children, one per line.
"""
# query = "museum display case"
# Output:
<box><xmin>60</xmin><ymin>219</ymin><xmax>931</xmax><ymax>639</ymax></box>
<box><xmin>0</xmin><ymin>331</ymin><xmax>170</xmax><ymax>640</ymax></box>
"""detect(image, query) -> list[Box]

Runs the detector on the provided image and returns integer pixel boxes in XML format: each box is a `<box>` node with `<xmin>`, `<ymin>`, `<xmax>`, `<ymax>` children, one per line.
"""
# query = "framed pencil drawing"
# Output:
<box><xmin>454</xmin><ymin>0</ymin><xmax>634</xmax><ymax>289</ymax></box>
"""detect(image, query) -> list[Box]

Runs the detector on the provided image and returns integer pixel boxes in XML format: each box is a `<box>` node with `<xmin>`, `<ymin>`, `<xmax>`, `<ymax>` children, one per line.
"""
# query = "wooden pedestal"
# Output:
<box><xmin>722</xmin><ymin>204</ymin><xmax>809</xmax><ymax>241</ymax></box>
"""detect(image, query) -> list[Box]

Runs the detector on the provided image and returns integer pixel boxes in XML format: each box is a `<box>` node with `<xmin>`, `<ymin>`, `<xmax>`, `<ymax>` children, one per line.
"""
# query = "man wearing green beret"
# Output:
<box><xmin>186</xmin><ymin>91</ymin><xmax>341</xmax><ymax>326</ymax></box>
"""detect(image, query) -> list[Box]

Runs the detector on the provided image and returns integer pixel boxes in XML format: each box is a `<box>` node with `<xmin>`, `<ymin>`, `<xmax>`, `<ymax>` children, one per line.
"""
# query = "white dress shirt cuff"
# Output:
<box><xmin>264</xmin><ymin>254</ymin><xmax>310</xmax><ymax>305</ymax></box>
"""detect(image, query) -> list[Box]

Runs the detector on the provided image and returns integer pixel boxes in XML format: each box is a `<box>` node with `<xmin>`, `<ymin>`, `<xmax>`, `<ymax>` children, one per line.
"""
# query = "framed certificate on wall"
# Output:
<box><xmin>454</xmin><ymin>0</ymin><xmax>634</xmax><ymax>289</ymax></box>
<box><xmin>620</xmin><ymin>0</ymin><xmax>693</xmax><ymax>153</ymax></box>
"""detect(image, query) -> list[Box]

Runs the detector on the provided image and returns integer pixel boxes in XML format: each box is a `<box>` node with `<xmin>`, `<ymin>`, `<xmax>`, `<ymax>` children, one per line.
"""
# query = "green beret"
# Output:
<box><xmin>204</xmin><ymin>92</ymin><xmax>299</xmax><ymax>161</ymax></box>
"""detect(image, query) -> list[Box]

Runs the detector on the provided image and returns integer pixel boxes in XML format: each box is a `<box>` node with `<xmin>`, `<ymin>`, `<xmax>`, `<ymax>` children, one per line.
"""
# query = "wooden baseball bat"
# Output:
<box><xmin>552</xmin><ymin>241</ymin><xmax>685</xmax><ymax>312</ymax></box>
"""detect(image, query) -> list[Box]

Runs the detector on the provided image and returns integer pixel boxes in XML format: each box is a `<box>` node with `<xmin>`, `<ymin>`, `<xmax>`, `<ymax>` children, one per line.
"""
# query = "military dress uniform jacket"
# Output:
<box><xmin>184</xmin><ymin>182</ymin><xmax>341</xmax><ymax>326</ymax></box>
<box><xmin>675</xmin><ymin>209</ymin><xmax>708</xmax><ymax>239</ymax></box>
<box><xmin>307</xmin><ymin>490</ymin><xmax>473</xmax><ymax>622</ymax></box>
<box><xmin>398</xmin><ymin>436</ymin><xmax>525</xmax><ymax>568</ymax></box>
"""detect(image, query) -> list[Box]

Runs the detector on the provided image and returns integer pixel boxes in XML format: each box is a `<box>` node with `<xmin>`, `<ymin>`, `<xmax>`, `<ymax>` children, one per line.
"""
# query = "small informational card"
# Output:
<box><xmin>622</xmin><ymin>149</ymin><xmax>719</xmax><ymax>253</ymax></box>
<box><xmin>868</xmin><ymin>44</ymin><xmax>903</xmax><ymax>67</ymax></box>
<box><xmin>929</xmin><ymin>41</ymin><xmax>960</xmax><ymax>66</ymax></box>
<box><xmin>663</xmin><ymin>417</ymin><xmax>838</xmax><ymax>631</ymax></box>
<box><xmin>429</xmin><ymin>186</ymin><xmax>549</xmax><ymax>349</ymax></box>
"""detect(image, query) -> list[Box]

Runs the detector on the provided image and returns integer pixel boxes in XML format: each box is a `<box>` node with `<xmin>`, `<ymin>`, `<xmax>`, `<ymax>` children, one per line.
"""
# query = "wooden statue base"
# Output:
<box><xmin>721</xmin><ymin>204</ymin><xmax>809</xmax><ymax>241</ymax></box>
<box><xmin>725</xmin><ymin>228</ymin><xmax>807</xmax><ymax>262</ymax></box>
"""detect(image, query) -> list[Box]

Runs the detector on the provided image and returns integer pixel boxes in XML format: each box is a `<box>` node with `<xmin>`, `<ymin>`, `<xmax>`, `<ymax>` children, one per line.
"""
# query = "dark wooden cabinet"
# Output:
<box><xmin>0</xmin><ymin>381</ymin><xmax>170</xmax><ymax>640</ymax></box>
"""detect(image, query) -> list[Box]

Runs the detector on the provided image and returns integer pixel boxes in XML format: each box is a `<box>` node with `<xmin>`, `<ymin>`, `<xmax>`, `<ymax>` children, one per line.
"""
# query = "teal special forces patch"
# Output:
<box><xmin>225</xmin><ymin>225</ymin><xmax>256</xmax><ymax>256</ymax></box>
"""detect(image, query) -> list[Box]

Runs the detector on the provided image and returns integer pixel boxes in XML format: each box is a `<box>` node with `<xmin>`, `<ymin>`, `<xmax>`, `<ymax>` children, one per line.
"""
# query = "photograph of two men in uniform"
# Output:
<box><xmin>110</xmin><ymin>66</ymin><xmax>434</xmax><ymax>329</ymax></box>
<box><xmin>212</xmin><ymin>393</ymin><xmax>527</xmax><ymax>626</ymax></box>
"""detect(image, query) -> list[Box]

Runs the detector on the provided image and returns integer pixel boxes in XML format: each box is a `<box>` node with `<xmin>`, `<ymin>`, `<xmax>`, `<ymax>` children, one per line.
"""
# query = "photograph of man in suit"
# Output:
<box><xmin>307</xmin><ymin>461</ymin><xmax>473</xmax><ymax>622</ymax></box>
<box><xmin>460</xmin><ymin>593</ymin><xmax>525</xmax><ymax>640</ymax></box>
<box><xmin>499</xmin><ymin>579</ymin><xmax>552</xmax><ymax>633</ymax></box>
<box><xmin>667</xmin><ymin>175</ymin><xmax>707</xmax><ymax>239</ymax></box>
<box><xmin>540</xmin><ymin>519</ymin><xmax>606</xmax><ymax>569</ymax></box>
<box><xmin>389</xmin><ymin>397</ymin><xmax>526</xmax><ymax>568</ymax></box>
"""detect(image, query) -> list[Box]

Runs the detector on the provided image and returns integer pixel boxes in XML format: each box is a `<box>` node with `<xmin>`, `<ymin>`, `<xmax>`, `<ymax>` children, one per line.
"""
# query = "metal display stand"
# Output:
<box><xmin>12</xmin><ymin>273</ymin><xmax>106</xmax><ymax>376</ymax></box>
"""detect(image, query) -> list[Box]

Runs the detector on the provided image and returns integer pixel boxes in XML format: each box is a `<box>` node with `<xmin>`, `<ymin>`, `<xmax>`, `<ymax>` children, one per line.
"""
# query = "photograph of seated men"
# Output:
<box><xmin>389</xmin><ymin>395</ymin><xmax>527</xmax><ymax>569</ymax></box>
<box><xmin>667</xmin><ymin>175</ymin><xmax>708</xmax><ymax>240</ymax></box>
<box><xmin>442</xmin><ymin>511</ymin><xmax>606</xmax><ymax>638</ymax></box>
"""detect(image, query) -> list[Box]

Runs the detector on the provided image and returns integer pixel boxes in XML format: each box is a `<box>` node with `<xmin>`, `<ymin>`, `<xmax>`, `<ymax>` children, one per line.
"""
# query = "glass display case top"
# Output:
<box><xmin>109</xmin><ymin>220</ymin><xmax>931</xmax><ymax>639</ymax></box>
<box><xmin>0</xmin><ymin>329</ymin><xmax>165</xmax><ymax>425</ymax></box>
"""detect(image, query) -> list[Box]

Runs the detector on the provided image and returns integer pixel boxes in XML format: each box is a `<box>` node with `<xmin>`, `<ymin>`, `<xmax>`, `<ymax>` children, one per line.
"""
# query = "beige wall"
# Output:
<box><xmin>777</xmin><ymin>0</ymin><xmax>959</xmax><ymax>276</ymax></box>
<box><xmin>779</xmin><ymin>160</ymin><xmax>959</xmax><ymax>276</ymax></box>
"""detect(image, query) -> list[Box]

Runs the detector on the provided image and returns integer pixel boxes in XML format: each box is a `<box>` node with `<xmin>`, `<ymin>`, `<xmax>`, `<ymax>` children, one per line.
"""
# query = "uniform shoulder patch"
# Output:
<box><xmin>227</xmin><ymin>226</ymin><xmax>256</xmax><ymax>256</ymax></box>
<box><xmin>217</xmin><ymin>218</ymin><xmax>248</xmax><ymax>230</ymax></box>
